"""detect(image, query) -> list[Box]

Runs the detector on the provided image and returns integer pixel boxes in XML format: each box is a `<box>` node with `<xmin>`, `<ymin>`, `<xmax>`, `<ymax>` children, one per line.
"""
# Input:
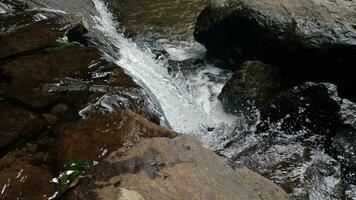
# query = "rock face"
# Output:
<box><xmin>218</xmin><ymin>61</ymin><xmax>283</xmax><ymax>114</ymax></box>
<box><xmin>65</xmin><ymin>135</ymin><xmax>289</xmax><ymax>200</ymax></box>
<box><xmin>56</xmin><ymin>110</ymin><xmax>174</xmax><ymax>167</ymax></box>
<box><xmin>194</xmin><ymin>0</ymin><xmax>356</xmax><ymax>99</ymax></box>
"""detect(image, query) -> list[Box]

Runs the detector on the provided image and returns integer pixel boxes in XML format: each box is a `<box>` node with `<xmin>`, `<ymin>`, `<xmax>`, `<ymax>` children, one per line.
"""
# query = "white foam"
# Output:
<box><xmin>91</xmin><ymin>0</ymin><xmax>237</xmax><ymax>140</ymax></box>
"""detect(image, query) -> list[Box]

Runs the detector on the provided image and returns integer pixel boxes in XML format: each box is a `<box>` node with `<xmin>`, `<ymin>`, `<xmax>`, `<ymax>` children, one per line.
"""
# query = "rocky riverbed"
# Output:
<box><xmin>1</xmin><ymin>0</ymin><xmax>356</xmax><ymax>199</ymax></box>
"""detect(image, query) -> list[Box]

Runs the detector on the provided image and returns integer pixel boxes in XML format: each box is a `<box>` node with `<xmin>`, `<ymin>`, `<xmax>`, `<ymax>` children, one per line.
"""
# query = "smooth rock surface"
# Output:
<box><xmin>66</xmin><ymin>135</ymin><xmax>289</xmax><ymax>200</ymax></box>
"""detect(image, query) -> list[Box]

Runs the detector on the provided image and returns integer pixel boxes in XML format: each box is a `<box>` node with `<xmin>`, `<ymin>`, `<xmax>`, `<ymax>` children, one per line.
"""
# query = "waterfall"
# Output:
<box><xmin>90</xmin><ymin>0</ymin><xmax>237</xmax><ymax>147</ymax></box>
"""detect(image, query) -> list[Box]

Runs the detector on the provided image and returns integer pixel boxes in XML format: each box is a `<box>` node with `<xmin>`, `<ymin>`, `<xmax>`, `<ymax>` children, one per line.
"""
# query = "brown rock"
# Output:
<box><xmin>66</xmin><ymin>135</ymin><xmax>288</xmax><ymax>200</ymax></box>
<box><xmin>0</xmin><ymin>19</ymin><xmax>64</xmax><ymax>59</ymax></box>
<box><xmin>1</xmin><ymin>45</ymin><xmax>101</xmax><ymax>108</ymax></box>
<box><xmin>0</xmin><ymin>139</ymin><xmax>56</xmax><ymax>200</ymax></box>
<box><xmin>0</xmin><ymin>102</ymin><xmax>46</xmax><ymax>149</ymax></box>
<box><xmin>236</xmin><ymin>168</ymin><xmax>290</xmax><ymax>200</ymax></box>
<box><xmin>56</xmin><ymin>110</ymin><xmax>174</xmax><ymax>167</ymax></box>
<box><xmin>0</xmin><ymin>161</ymin><xmax>55</xmax><ymax>200</ymax></box>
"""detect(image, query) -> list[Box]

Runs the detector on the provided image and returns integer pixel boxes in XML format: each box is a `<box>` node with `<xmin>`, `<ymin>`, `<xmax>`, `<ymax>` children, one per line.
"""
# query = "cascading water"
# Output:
<box><xmin>90</xmin><ymin>0</ymin><xmax>238</xmax><ymax>147</ymax></box>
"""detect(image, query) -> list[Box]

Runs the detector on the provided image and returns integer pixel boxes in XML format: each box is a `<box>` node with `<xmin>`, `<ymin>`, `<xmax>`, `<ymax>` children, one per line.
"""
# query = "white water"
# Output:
<box><xmin>91</xmin><ymin>0</ymin><xmax>237</xmax><ymax>146</ymax></box>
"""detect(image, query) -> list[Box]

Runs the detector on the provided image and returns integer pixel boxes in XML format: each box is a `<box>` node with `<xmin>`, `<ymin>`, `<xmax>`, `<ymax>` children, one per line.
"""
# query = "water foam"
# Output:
<box><xmin>91</xmin><ymin>0</ymin><xmax>237</xmax><ymax>142</ymax></box>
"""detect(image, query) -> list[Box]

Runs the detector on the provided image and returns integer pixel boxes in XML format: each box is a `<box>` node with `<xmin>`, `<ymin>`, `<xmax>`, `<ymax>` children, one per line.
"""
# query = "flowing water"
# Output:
<box><xmin>21</xmin><ymin>0</ymin><xmax>356</xmax><ymax>199</ymax></box>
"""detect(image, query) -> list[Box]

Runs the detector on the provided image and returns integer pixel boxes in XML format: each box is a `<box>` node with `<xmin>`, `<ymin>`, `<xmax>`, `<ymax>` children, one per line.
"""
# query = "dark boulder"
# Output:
<box><xmin>194</xmin><ymin>0</ymin><xmax>356</xmax><ymax>100</ymax></box>
<box><xmin>259</xmin><ymin>82</ymin><xmax>342</xmax><ymax>135</ymax></box>
<box><xmin>218</xmin><ymin>61</ymin><xmax>283</xmax><ymax>114</ymax></box>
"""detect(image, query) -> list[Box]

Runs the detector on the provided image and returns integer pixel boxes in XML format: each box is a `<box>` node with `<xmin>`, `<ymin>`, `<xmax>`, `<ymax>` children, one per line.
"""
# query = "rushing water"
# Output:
<box><xmin>22</xmin><ymin>0</ymin><xmax>356</xmax><ymax>199</ymax></box>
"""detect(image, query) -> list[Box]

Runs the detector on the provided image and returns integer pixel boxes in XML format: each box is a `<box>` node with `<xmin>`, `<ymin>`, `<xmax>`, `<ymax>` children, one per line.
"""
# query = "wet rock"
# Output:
<box><xmin>0</xmin><ymin>11</ymin><xmax>38</xmax><ymax>37</ymax></box>
<box><xmin>0</xmin><ymin>139</ymin><xmax>56</xmax><ymax>200</ymax></box>
<box><xmin>56</xmin><ymin>110</ymin><xmax>174</xmax><ymax>167</ymax></box>
<box><xmin>329</xmin><ymin>125</ymin><xmax>356</xmax><ymax>182</ymax></box>
<box><xmin>1</xmin><ymin>44</ymin><xmax>101</xmax><ymax>109</ymax></box>
<box><xmin>218</xmin><ymin>61</ymin><xmax>283</xmax><ymax>114</ymax></box>
<box><xmin>65</xmin><ymin>135</ymin><xmax>288</xmax><ymax>200</ymax></box>
<box><xmin>0</xmin><ymin>101</ymin><xmax>46</xmax><ymax>150</ymax></box>
<box><xmin>259</xmin><ymin>82</ymin><xmax>342</xmax><ymax>135</ymax></box>
<box><xmin>0</xmin><ymin>161</ymin><xmax>55</xmax><ymax>200</ymax></box>
<box><xmin>233</xmin><ymin>141</ymin><xmax>344</xmax><ymax>199</ymax></box>
<box><xmin>194</xmin><ymin>0</ymin><xmax>356</xmax><ymax>99</ymax></box>
<box><xmin>0</xmin><ymin>18</ymin><xmax>65</xmax><ymax>59</ymax></box>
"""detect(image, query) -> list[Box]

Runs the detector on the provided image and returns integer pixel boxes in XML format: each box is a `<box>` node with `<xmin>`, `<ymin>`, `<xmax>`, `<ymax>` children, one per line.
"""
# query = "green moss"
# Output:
<box><xmin>44</xmin><ymin>42</ymin><xmax>75</xmax><ymax>53</ymax></box>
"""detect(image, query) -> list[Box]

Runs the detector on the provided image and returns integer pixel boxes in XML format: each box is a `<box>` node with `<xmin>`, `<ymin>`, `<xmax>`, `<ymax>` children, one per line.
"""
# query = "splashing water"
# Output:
<box><xmin>90</xmin><ymin>0</ymin><xmax>237</xmax><ymax>146</ymax></box>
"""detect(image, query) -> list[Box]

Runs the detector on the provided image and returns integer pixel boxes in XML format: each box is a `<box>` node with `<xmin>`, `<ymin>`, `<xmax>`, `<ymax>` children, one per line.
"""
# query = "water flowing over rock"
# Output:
<box><xmin>194</xmin><ymin>0</ymin><xmax>356</xmax><ymax>100</ymax></box>
<box><xmin>65</xmin><ymin>135</ymin><xmax>289</xmax><ymax>200</ymax></box>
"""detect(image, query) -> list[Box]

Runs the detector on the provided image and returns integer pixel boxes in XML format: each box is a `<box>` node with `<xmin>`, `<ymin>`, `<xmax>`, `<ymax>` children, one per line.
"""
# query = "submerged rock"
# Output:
<box><xmin>56</xmin><ymin>110</ymin><xmax>174</xmax><ymax>167</ymax></box>
<box><xmin>65</xmin><ymin>135</ymin><xmax>289</xmax><ymax>200</ymax></box>
<box><xmin>218</xmin><ymin>61</ymin><xmax>283</xmax><ymax>114</ymax></box>
<box><xmin>194</xmin><ymin>0</ymin><xmax>356</xmax><ymax>99</ymax></box>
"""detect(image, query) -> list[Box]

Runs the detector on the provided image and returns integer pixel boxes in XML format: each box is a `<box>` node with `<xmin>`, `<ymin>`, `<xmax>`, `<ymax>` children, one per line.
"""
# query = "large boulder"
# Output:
<box><xmin>56</xmin><ymin>110</ymin><xmax>174</xmax><ymax>167</ymax></box>
<box><xmin>65</xmin><ymin>135</ymin><xmax>289</xmax><ymax>200</ymax></box>
<box><xmin>194</xmin><ymin>0</ymin><xmax>356</xmax><ymax>99</ymax></box>
<box><xmin>218</xmin><ymin>61</ymin><xmax>283</xmax><ymax>114</ymax></box>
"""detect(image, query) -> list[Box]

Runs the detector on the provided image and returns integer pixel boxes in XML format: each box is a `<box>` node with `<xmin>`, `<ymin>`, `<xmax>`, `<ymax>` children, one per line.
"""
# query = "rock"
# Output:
<box><xmin>65</xmin><ymin>135</ymin><xmax>288</xmax><ymax>200</ymax></box>
<box><xmin>0</xmin><ymin>139</ymin><xmax>56</xmax><ymax>200</ymax></box>
<box><xmin>233</xmin><ymin>140</ymin><xmax>344</xmax><ymax>199</ymax></box>
<box><xmin>218</xmin><ymin>61</ymin><xmax>283</xmax><ymax>114</ymax></box>
<box><xmin>235</xmin><ymin>168</ymin><xmax>290</xmax><ymax>200</ymax></box>
<box><xmin>0</xmin><ymin>18</ymin><xmax>64</xmax><ymax>59</ymax></box>
<box><xmin>0</xmin><ymin>101</ymin><xmax>46</xmax><ymax>150</ymax></box>
<box><xmin>194</xmin><ymin>0</ymin><xmax>356</xmax><ymax>99</ymax></box>
<box><xmin>56</xmin><ymin>110</ymin><xmax>174</xmax><ymax>167</ymax></box>
<box><xmin>259</xmin><ymin>82</ymin><xmax>342</xmax><ymax>135</ymax></box>
<box><xmin>329</xmin><ymin>125</ymin><xmax>356</xmax><ymax>182</ymax></box>
<box><xmin>1</xmin><ymin>44</ymin><xmax>101</xmax><ymax>109</ymax></box>
<box><xmin>0</xmin><ymin>11</ymin><xmax>38</xmax><ymax>37</ymax></box>
<box><xmin>0</xmin><ymin>161</ymin><xmax>55</xmax><ymax>200</ymax></box>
